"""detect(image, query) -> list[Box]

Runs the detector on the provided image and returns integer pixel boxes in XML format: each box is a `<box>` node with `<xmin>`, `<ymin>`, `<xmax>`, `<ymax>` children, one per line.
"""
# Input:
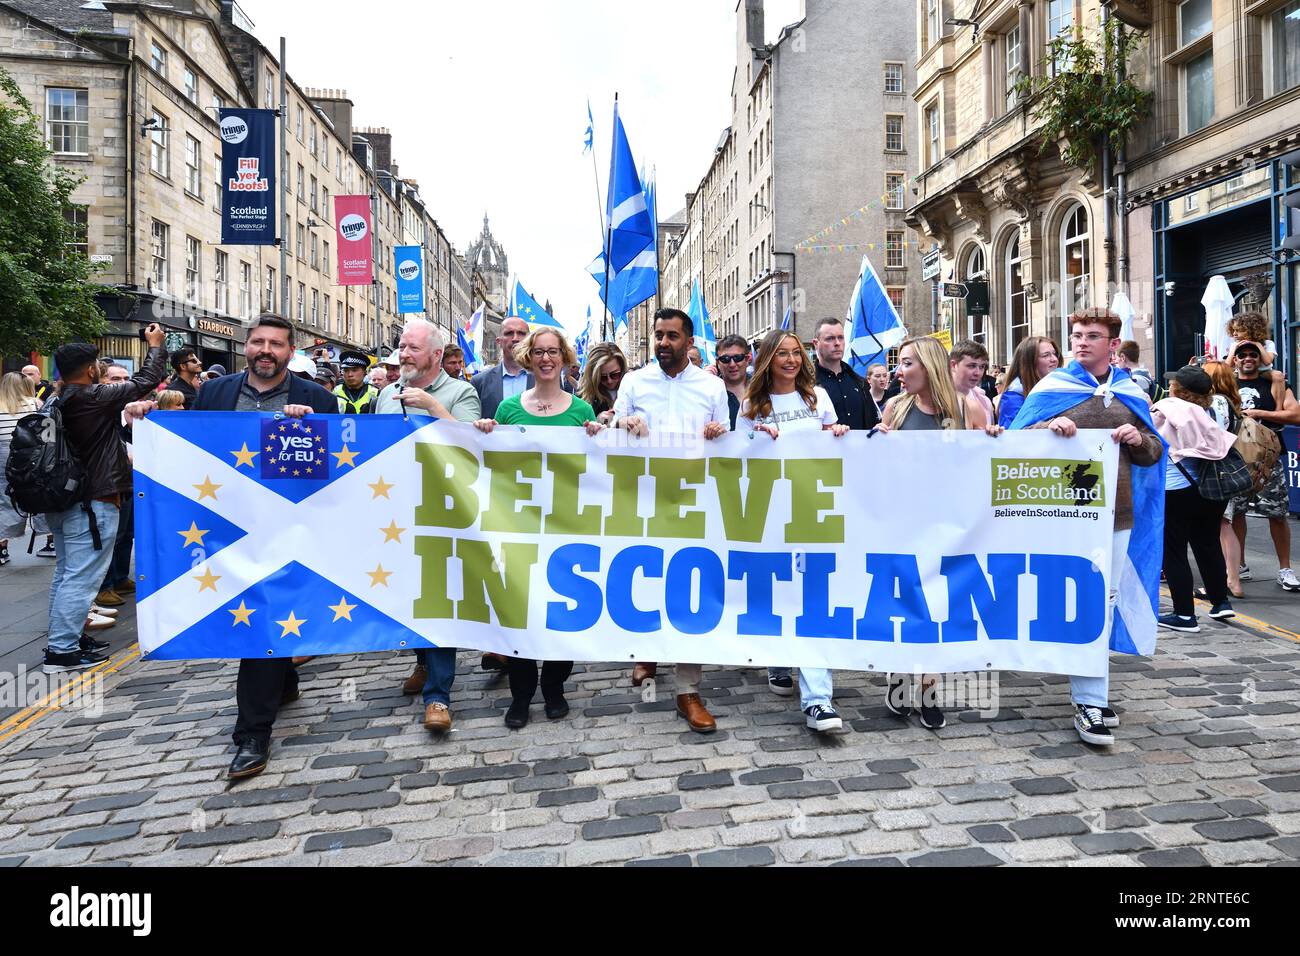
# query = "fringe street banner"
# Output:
<box><xmin>133</xmin><ymin>415</ymin><xmax>1121</xmax><ymax>677</ymax></box>
<box><xmin>333</xmin><ymin>195</ymin><xmax>373</xmax><ymax>285</ymax></box>
<box><xmin>218</xmin><ymin>109</ymin><xmax>276</xmax><ymax>245</ymax></box>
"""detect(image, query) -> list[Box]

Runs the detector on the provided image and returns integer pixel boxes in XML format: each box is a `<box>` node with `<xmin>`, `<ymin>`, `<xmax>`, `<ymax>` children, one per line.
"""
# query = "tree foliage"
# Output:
<box><xmin>1015</xmin><ymin>20</ymin><xmax>1152</xmax><ymax>172</ymax></box>
<box><xmin>0</xmin><ymin>65</ymin><xmax>106</xmax><ymax>357</ymax></box>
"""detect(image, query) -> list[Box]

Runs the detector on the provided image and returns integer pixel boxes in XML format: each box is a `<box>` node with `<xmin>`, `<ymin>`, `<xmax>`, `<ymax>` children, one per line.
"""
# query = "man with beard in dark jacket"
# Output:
<box><xmin>44</xmin><ymin>324</ymin><xmax>167</xmax><ymax>673</ymax></box>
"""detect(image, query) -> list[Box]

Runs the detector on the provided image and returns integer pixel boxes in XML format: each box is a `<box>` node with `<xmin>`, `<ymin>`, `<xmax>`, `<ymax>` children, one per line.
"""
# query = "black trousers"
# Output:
<box><xmin>233</xmin><ymin>658</ymin><xmax>299</xmax><ymax>747</ymax></box>
<box><xmin>1163</xmin><ymin>486</ymin><xmax>1229</xmax><ymax>617</ymax></box>
<box><xmin>507</xmin><ymin>657</ymin><xmax>572</xmax><ymax>704</ymax></box>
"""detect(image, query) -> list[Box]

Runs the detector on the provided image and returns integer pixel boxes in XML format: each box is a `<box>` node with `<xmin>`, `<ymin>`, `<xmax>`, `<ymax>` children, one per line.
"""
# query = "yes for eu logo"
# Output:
<box><xmin>991</xmin><ymin>459</ymin><xmax>1105</xmax><ymax>507</ymax></box>
<box><xmin>261</xmin><ymin>419</ymin><xmax>329</xmax><ymax>480</ymax></box>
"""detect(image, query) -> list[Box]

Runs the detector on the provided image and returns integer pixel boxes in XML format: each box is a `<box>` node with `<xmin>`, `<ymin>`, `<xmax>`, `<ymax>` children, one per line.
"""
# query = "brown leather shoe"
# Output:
<box><xmin>94</xmin><ymin>588</ymin><xmax>125</xmax><ymax>608</ymax></box>
<box><xmin>676</xmin><ymin>693</ymin><xmax>716</xmax><ymax>733</ymax></box>
<box><xmin>291</xmin><ymin>656</ymin><xmax>315</xmax><ymax>666</ymax></box>
<box><xmin>480</xmin><ymin>652</ymin><xmax>508</xmax><ymax>672</ymax></box>
<box><xmin>401</xmin><ymin>664</ymin><xmax>428</xmax><ymax>695</ymax></box>
<box><xmin>113</xmin><ymin>579</ymin><xmax>136</xmax><ymax>594</ymax></box>
<box><xmin>631</xmin><ymin>662</ymin><xmax>657</xmax><ymax>686</ymax></box>
<box><xmin>423</xmin><ymin>702</ymin><xmax>452</xmax><ymax>732</ymax></box>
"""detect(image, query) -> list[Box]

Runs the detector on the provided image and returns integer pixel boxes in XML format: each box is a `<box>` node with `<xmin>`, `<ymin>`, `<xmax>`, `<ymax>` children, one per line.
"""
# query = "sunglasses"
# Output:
<box><xmin>716</xmin><ymin>354</ymin><xmax>747</xmax><ymax>365</ymax></box>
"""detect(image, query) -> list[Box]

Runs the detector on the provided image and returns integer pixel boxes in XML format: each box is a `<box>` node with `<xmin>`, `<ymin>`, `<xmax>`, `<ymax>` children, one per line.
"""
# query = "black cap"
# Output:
<box><xmin>1164</xmin><ymin>365</ymin><xmax>1212</xmax><ymax>395</ymax></box>
<box><xmin>340</xmin><ymin>350</ymin><xmax>369</xmax><ymax>369</ymax></box>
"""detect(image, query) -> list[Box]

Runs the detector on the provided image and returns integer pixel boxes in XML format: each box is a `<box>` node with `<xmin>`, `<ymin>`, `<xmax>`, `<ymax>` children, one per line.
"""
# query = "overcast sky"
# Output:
<box><xmin>242</xmin><ymin>0</ymin><xmax>801</xmax><ymax>334</ymax></box>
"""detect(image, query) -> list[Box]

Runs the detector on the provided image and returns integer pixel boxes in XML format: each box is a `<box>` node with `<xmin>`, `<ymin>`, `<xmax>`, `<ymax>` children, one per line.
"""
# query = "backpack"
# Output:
<box><xmin>1177</xmin><ymin>451</ymin><xmax>1253</xmax><ymax>502</ymax></box>
<box><xmin>1232</xmin><ymin>416</ymin><xmax>1282</xmax><ymax>493</ymax></box>
<box><xmin>3</xmin><ymin>398</ymin><xmax>102</xmax><ymax>549</ymax></box>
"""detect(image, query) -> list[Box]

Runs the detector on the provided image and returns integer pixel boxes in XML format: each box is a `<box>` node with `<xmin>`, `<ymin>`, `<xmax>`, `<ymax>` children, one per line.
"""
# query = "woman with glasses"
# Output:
<box><xmin>738</xmin><ymin>329</ymin><xmax>851</xmax><ymax>733</ymax></box>
<box><xmin>577</xmin><ymin>341</ymin><xmax>628</xmax><ymax>421</ymax></box>
<box><xmin>474</xmin><ymin>327</ymin><xmax>604</xmax><ymax>729</ymax></box>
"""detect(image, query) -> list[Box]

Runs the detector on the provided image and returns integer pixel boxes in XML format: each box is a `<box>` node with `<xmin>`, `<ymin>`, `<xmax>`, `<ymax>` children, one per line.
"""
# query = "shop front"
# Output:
<box><xmin>90</xmin><ymin>290</ymin><xmax>247</xmax><ymax>375</ymax></box>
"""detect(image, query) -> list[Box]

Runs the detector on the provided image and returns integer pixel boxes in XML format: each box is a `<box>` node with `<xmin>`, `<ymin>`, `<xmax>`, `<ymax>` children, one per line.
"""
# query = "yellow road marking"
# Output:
<box><xmin>1161</xmin><ymin>585</ymin><xmax>1300</xmax><ymax>644</ymax></box>
<box><xmin>0</xmin><ymin>644</ymin><xmax>142</xmax><ymax>746</ymax></box>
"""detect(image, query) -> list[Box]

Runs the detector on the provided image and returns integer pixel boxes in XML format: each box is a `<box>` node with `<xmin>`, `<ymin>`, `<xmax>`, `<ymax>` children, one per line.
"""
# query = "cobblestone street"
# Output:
<box><xmin>3</xmin><ymin>599</ymin><xmax>1299</xmax><ymax>867</ymax></box>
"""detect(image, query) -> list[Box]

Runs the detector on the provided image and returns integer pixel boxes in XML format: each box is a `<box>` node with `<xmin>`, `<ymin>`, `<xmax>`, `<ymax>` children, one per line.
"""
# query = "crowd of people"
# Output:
<box><xmin>3</xmin><ymin>300</ymin><xmax>1294</xmax><ymax>781</ymax></box>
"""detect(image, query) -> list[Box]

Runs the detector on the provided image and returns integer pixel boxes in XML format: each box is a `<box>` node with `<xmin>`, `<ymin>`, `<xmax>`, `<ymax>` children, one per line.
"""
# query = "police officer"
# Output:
<box><xmin>334</xmin><ymin>350</ymin><xmax>378</xmax><ymax>414</ymax></box>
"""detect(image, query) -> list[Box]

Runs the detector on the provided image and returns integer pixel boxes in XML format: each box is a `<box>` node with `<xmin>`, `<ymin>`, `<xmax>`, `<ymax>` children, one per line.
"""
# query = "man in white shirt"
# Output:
<box><xmin>612</xmin><ymin>309</ymin><xmax>729</xmax><ymax>732</ymax></box>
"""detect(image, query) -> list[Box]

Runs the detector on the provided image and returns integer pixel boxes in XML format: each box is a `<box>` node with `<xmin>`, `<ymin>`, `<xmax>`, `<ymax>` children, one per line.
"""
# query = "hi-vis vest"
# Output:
<box><xmin>333</xmin><ymin>383</ymin><xmax>378</xmax><ymax>415</ymax></box>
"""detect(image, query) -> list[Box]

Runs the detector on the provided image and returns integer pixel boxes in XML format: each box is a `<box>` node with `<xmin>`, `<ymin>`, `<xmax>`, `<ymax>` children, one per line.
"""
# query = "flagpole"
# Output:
<box><xmin>589</xmin><ymin>105</ymin><xmax>607</xmax><ymax>330</ymax></box>
<box><xmin>600</xmin><ymin>93</ymin><xmax>618</xmax><ymax>343</ymax></box>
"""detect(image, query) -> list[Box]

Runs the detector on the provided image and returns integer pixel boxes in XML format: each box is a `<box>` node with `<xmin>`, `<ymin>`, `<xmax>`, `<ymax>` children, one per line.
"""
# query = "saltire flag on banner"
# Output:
<box><xmin>688</xmin><ymin>279</ymin><xmax>716</xmax><ymax>365</ymax></box>
<box><xmin>1010</xmin><ymin>362</ymin><xmax>1167</xmax><ymax>657</ymax></box>
<box><xmin>334</xmin><ymin>195</ymin><xmax>373</xmax><ymax>286</ymax></box>
<box><xmin>846</xmin><ymin>253</ymin><xmax>906</xmax><ymax>375</ymax></box>
<box><xmin>394</xmin><ymin>246</ymin><xmax>425</xmax><ymax>314</ymax></box>
<box><xmin>603</xmin><ymin>100</ymin><xmax>654</xmax><ymax>274</ymax></box>
<box><xmin>219</xmin><ymin>109</ymin><xmax>276</xmax><ymax>245</ymax></box>
<box><xmin>513</xmin><ymin>280</ymin><xmax>562</xmax><ymax>328</ymax></box>
<box><xmin>589</xmin><ymin>166</ymin><xmax>658</xmax><ymax>322</ymax></box>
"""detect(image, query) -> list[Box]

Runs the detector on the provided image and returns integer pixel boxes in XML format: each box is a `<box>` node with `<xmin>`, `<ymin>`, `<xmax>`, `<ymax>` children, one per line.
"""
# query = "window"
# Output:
<box><xmin>336</xmin><ymin>147</ymin><xmax>342</xmax><ymax>179</ymax></box>
<box><xmin>185</xmin><ymin>235</ymin><xmax>201</xmax><ymax>303</ymax></box>
<box><xmin>296</xmin><ymin>221</ymin><xmax>305</xmax><ymax>260</ymax></box>
<box><xmin>321</xmin><ymin>186</ymin><xmax>329</xmax><ymax>221</ymax></box>
<box><xmin>885</xmin><ymin>114</ymin><xmax>905</xmax><ymax>152</ymax></box>
<box><xmin>212</xmin><ymin>92</ymin><xmax>224</xmax><ymax>113</ymax></box>
<box><xmin>1178</xmin><ymin>0</ymin><xmax>1213</xmax><ymax>47</ymax></box>
<box><xmin>240</xmin><ymin>261</ymin><xmax>252</xmax><ymax>318</ymax></box>
<box><xmin>184</xmin><ymin>135</ymin><xmax>202</xmax><ymax>198</ymax></box>
<box><xmin>886</xmin><ymin>172</ymin><xmax>906</xmax><ymax>210</ymax></box>
<box><xmin>1005</xmin><ymin>233</ymin><xmax>1028</xmax><ymax>353</ymax></box>
<box><xmin>926</xmin><ymin>0</ymin><xmax>941</xmax><ymax>48</ymax></box>
<box><xmin>1060</xmin><ymin>203</ymin><xmax>1090</xmax><ymax>317</ymax></box>
<box><xmin>323</xmin><ymin>240</ymin><xmax>331</xmax><ymax>276</ymax></box>
<box><xmin>296</xmin><ymin>164</ymin><xmax>305</xmax><ymax>201</ymax></box>
<box><xmin>962</xmin><ymin>245</ymin><xmax>987</xmax><ymax>345</ymax></box>
<box><xmin>887</xmin><ymin>287</ymin><xmax>906</xmax><ymax>324</ymax></box>
<box><xmin>151</xmin><ymin>219</ymin><xmax>169</xmax><ymax>291</ymax></box>
<box><xmin>149</xmin><ymin>110</ymin><xmax>169</xmax><ymax>177</ymax></box>
<box><xmin>63</xmin><ymin>205</ymin><xmax>88</xmax><ymax>256</ymax></box>
<box><xmin>150</xmin><ymin>40</ymin><xmax>166</xmax><ymax>75</ymax></box>
<box><xmin>1005</xmin><ymin>25</ymin><xmax>1023</xmax><ymax>110</ymax></box>
<box><xmin>1048</xmin><ymin>0</ymin><xmax>1074</xmax><ymax>70</ymax></box>
<box><xmin>309</xmin><ymin>121</ymin><xmax>317</xmax><ymax>157</ymax></box>
<box><xmin>884</xmin><ymin>62</ymin><xmax>904</xmax><ymax>94</ymax></box>
<box><xmin>182</xmin><ymin>67</ymin><xmax>198</xmax><ymax>104</ymax></box>
<box><xmin>324</xmin><ymin>296</ymin><xmax>331</xmax><ymax>333</ymax></box>
<box><xmin>925</xmin><ymin>102</ymin><xmax>941</xmax><ymax>164</ymax></box>
<box><xmin>264</xmin><ymin>266</ymin><xmax>275</xmax><ymax>311</ymax></box>
<box><xmin>1184</xmin><ymin>49</ymin><xmax>1215</xmax><ymax>133</ymax></box>
<box><xmin>46</xmin><ymin>88</ymin><xmax>88</xmax><ymax>154</ymax></box>
<box><xmin>215</xmin><ymin>250</ymin><xmax>229</xmax><ymax>313</ymax></box>
<box><xmin>311</xmin><ymin>289</ymin><xmax>319</xmax><ymax>327</ymax></box>
<box><xmin>310</xmin><ymin>233</ymin><xmax>318</xmax><ymax>270</ymax></box>
<box><xmin>264</xmin><ymin>70</ymin><xmax>274</xmax><ymax>110</ymax></box>
<box><xmin>297</xmin><ymin>282</ymin><xmax>305</xmax><ymax>322</ymax></box>
<box><xmin>1271</xmin><ymin>2</ymin><xmax>1300</xmax><ymax>94</ymax></box>
<box><xmin>310</xmin><ymin>175</ymin><xmax>318</xmax><ymax>213</ymax></box>
<box><xmin>296</xmin><ymin>105</ymin><xmax>304</xmax><ymax>141</ymax></box>
<box><xmin>886</xmin><ymin>230</ymin><xmax>905</xmax><ymax>269</ymax></box>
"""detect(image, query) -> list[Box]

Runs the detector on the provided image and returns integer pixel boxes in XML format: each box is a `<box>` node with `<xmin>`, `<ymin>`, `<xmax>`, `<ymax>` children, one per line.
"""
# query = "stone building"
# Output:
<box><xmin>465</xmin><ymin>213</ymin><xmax>510</xmax><ymax>362</ymax></box>
<box><xmin>663</xmin><ymin>0</ymin><xmax>926</xmax><ymax>348</ymax></box>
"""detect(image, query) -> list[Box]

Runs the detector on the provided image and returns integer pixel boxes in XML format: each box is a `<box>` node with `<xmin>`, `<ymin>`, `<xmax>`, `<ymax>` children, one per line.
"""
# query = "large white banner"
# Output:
<box><xmin>134</xmin><ymin>415</ymin><xmax>1120</xmax><ymax>676</ymax></box>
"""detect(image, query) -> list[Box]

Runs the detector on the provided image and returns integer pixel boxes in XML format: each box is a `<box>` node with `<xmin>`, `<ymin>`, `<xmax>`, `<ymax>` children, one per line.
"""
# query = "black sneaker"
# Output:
<box><xmin>1074</xmin><ymin>704</ymin><xmax>1114</xmax><ymax>746</ymax></box>
<box><xmin>36</xmin><ymin>540</ymin><xmax>56</xmax><ymax>558</ymax></box>
<box><xmin>79</xmin><ymin>634</ymin><xmax>110</xmax><ymax>653</ymax></box>
<box><xmin>767</xmin><ymin>673</ymin><xmax>795</xmax><ymax>697</ymax></box>
<box><xmin>1098</xmin><ymin>707</ymin><xmax>1120</xmax><ymax>729</ymax></box>
<box><xmin>1208</xmin><ymin>601</ymin><xmax>1235</xmax><ymax>620</ymax></box>
<box><xmin>0</xmin><ymin>542</ymin><xmax>9</xmax><ymax>566</ymax></box>
<box><xmin>804</xmin><ymin>704</ymin><xmax>843</xmax><ymax>733</ymax></box>
<box><xmin>884</xmin><ymin>674</ymin><xmax>910</xmax><ymax>717</ymax></box>
<box><xmin>918</xmin><ymin>703</ymin><xmax>946</xmax><ymax>730</ymax></box>
<box><xmin>43</xmin><ymin>649</ymin><xmax>107</xmax><ymax>674</ymax></box>
<box><xmin>1157</xmin><ymin>613</ymin><xmax>1200</xmax><ymax>633</ymax></box>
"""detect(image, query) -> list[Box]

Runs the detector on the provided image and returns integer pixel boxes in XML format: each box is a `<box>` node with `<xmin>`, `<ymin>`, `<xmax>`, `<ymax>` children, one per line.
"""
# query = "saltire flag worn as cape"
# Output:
<box><xmin>1010</xmin><ymin>361</ymin><xmax>1167</xmax><ymax>656</ymax></box>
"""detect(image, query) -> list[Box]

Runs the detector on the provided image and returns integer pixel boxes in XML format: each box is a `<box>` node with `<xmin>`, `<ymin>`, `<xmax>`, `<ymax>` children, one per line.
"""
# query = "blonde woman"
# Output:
<box><xmin>878</xmin><ymin>337</ymin><xmax>1002</xmax><ymax>729</ymax></box>
<box><xmin>577</xmin><ymin>341</ymin><xmax>628</xmax><ymax>420</ymax></box>
<box><xmin>155</xmin><ymin>390</ymin><xmax>186</xmax><ymax>411</ymax></box>
<box><xmin>0</xmin><ymin>373</ymin><xmax>39</xmax><ymax>565</ymax></box>
<box><xmin>739</xmin><ymin>330</ymin><xmax>849</xmax><ymax>732</ymax></box>
<box><xmin>474</xmin><ymin>326</ymin><xmax>604</xmax><ymax>729</ymax></box>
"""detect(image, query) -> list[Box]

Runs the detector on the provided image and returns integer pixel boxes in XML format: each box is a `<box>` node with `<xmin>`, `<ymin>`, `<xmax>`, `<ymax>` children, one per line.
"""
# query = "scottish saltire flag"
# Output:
<box><xmin>456</xmin><ymin>324</ymin><xmax>480</xmax><ymax>376</ymax></box>
<box><xmin>1010</xmin><ymin>362</ymin><xmax>1167</xmax><ymax>656</ymax></box>
<box><xmin>589</xmin><ymin>167</ymin><xmax>657</xmax><ymax>318</ymax></box>
<box><xmin>513</xmin><ymin>280</ymin><xmax>562</xmax><ymax>329</ymax></box>
<box><xmin>847</xmin><ymin>253</ymin><xmax>906</xmax><ymax>375</ymax></box>
<box><xmin>688</xmin><ymin>279</ymin><xmax>716</xmax><ymax>365</ymax></box>
<box><xmin>575</xmin><ymin>310</ymin><xmax>591</xmax><ymax>367</ymax></box>
<box><xmin>583</xmin><ymin>99</ymin><xmax>594</xmax><ymax>153</ymax></box>
<box><xmin>604</xmin><ymin>100</ymin><xmax>654</xmax><ymax>273</ymax></box>
<box><xmin>132</xmin><ymin>412</ymin><xmax>443</xmax><ymax>660</ymax></box>
<box><xmin>781</xmin><ymin>304</ymin><xmax>792</xmax><ymax>332</ymax></box>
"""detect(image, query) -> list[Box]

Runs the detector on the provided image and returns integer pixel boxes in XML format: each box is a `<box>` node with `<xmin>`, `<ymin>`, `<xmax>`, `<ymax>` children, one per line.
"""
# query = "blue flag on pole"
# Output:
<box><xmin>1010</xmin><ymin>362</ymin><xmax>1167</xmax><ymax>657</ymax></box>
<box><xmin>603</xmin><ymin>101</ymin><xmax>654</xmax><ymax>274</ymax></box>
<box><xmin>781</xmin><ymin>303</ymin><xmax>792</xmax><ymax>331</ymax></box>
<box><xmin>589</xmin><ymin>166</ymin><xmax>658</xmax><ymax>323</ymax></box>
<box><xmin>846</xmin><ymin>253</ymin><xmax>906</xmax><ymax>375</ymax></box>
<box><xmin>584</xmin><ymin>99</ymin><xmax>594</xmax><ymax>154</ymax></box>
<box><xmin>688</xmin><ymin>279</ymin><xmax>716</xmax><ymax>365</ymax></box>
<box><xmin>513</xmin><ymin>280</ymin><xmax>562</xmax><ymax>329</ymax></box>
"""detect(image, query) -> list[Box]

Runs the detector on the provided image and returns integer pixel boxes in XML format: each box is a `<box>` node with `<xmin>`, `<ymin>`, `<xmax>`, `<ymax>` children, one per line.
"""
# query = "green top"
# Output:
<box><xmin>496</xmin><ymin>393</ymin><xmax>595</xmax><ymax>427</ymax></box>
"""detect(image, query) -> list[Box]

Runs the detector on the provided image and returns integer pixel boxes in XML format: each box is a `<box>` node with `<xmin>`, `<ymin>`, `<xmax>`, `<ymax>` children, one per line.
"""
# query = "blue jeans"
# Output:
<box><xmin>418</xmin><ymin>647</ymin><xmax>458</xmax><ymax>706</ymax></box>
<box><xmin>1069</xmin><ymin>528</ymin><xmax>1129</xmax><ymax>708</ymax></box>
<box><xmin>101</xmin><ymin>491</ymin><xmax>133</xmax><ymax>591</ymax></box>
<box><xmin>46</xmin><ymin>500</ymin><xmax>120</xmax><ymax>655</ymax></box>
<box><xmin>768</xmin><ymin>666</ymin><xmax>834</xmax><ymax>710</ymax></box>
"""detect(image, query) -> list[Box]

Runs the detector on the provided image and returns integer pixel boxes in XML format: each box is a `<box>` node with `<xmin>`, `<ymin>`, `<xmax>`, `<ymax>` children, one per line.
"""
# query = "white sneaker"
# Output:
<box><xmin>1279</xmin><ymin>568</ymin><xmax>1300</xmax><ymax>592</ymax></box>
<box><xmin>1239</xmin><ymin>565</ymin><xmax>1253</xmax><ymax>581</ymax></box>
<box><xmin>90</xmin><ymin>604</ymin><xmax>119</xmax><ymax>617</ymax></box>
<box><xmin>84</xmin><ymin>612</ymin><xmax>116</xmax><ymax>631</ymax></box>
